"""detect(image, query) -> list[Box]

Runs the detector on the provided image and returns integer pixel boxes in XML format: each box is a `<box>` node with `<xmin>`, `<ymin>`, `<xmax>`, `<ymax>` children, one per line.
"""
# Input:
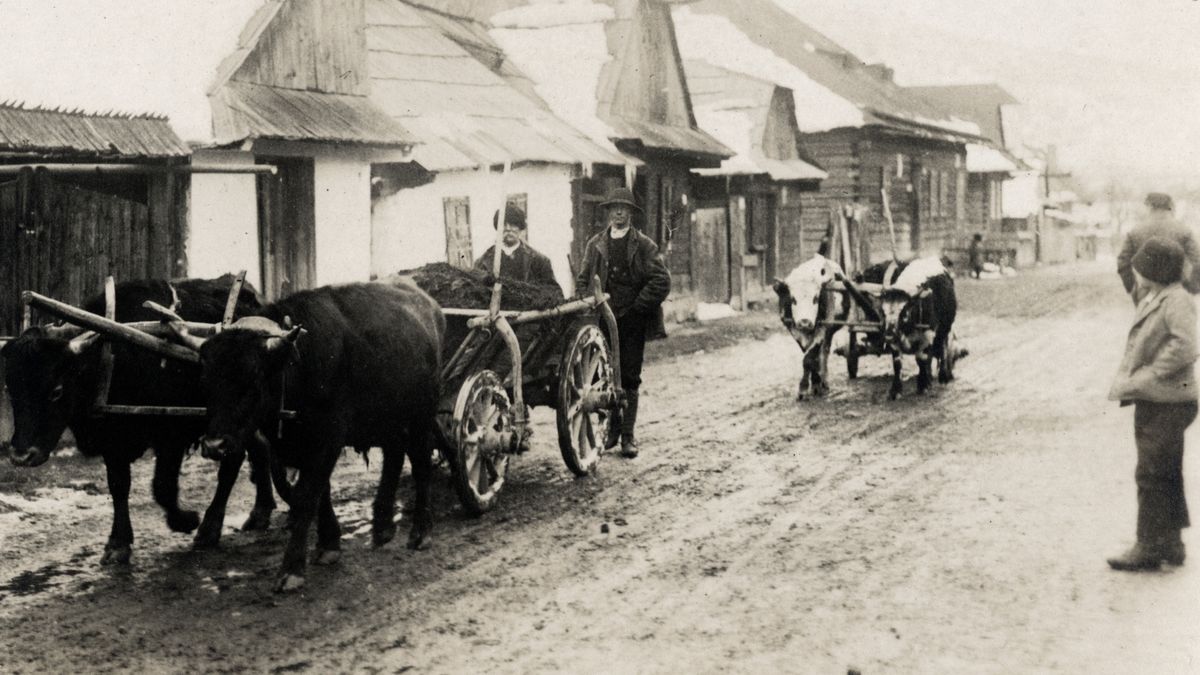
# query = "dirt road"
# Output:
<box><xmin>1</xmin><ymin>260</ymin><xmax>1197</xmax><ymax>674</ymax></box>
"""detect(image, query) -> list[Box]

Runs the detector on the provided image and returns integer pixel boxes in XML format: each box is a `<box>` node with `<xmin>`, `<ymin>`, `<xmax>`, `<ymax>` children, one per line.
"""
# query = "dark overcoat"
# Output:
<box><xmin>575</xmin><ymin>227</ymin><xmax>671</xmax><ymax>340</ymax></box>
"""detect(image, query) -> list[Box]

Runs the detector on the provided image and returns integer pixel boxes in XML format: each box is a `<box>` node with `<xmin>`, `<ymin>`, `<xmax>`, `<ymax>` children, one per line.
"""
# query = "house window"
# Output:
<box><xmin>443</xmin><ymin>196</ymin><xmax>472</xmax><ymax>269</ymax></box>
<box><xmin>747</xmin><ymin>194</ymin><xmax>772</xmax><ymax>252</ymax></box>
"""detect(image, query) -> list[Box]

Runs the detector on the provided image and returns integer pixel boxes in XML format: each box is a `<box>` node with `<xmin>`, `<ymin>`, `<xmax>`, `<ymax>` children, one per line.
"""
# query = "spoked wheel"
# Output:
<box><xmin>557</xmin><ymin>323</ymin><xmax>615</xmax><ymax>476</ymax></box>
<box><xmin>846</xmin><ymin>330</ymin><xmax>859</xmax><ymax>379</ymax></box>
<box><xmin>449</xmin><ymin>370</ymin><xmax>513</xmax><ymax>516</ymax></box>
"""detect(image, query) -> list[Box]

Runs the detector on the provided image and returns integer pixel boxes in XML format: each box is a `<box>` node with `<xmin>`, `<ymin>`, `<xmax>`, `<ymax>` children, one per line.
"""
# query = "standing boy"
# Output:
<box><xmin>1107</xmin><ymin>236</ymin><xmax>1198</xmax><ymax>570</ymax></box>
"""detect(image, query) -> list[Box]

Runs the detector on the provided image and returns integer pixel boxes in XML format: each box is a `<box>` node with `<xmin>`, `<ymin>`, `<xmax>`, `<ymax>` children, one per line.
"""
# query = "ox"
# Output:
<box><xmin>179</xmin><ymin>281</ymin><xmax>444</xmax><ymax>593</ymax></box>
<box><xmin>772</xmin><ymin>255</ymin><xmax>850</xmax><ymax>399</ymax></box>
<box><xmin>875</xmin><ymin>257</ymin><xmax>958</xmax><ymax>399</ymax></box>
<box><xmin>0</xmin><ymin>277</ymin><xmax>275</xmax><ymax>564</ymax></box>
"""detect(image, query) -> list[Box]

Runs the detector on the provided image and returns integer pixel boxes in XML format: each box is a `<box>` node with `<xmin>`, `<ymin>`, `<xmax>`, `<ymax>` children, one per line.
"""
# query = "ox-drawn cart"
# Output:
<box><xmin>433</xmin><ymin>279</ymin><xmax>623</xmax><ymax>515</ymax></box>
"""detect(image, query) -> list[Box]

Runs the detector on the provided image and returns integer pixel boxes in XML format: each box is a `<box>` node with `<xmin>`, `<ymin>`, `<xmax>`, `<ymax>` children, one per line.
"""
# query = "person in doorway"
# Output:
<box><xmin>575</xmin><ymin>187</ymin><xmax>671</xmax><ymax>458</ymax></box>
<box><xmin>968</xmin><ymin>233</ymin><xmax>984</xmax><ymax>279</ymax></box>
<box><xmin>474</xmin><ymin>205</ymin><xmax>560</xmax><ymax>291</ymax></box>
<box><xmin>1107</xmin><ymin>236</ymin><xmax>1198</xmax><ymax>571</ymax></box>
<box><xmin>1116</xmin><ymin>192</ymin><xmax>1200</xmax><ymax>303</ymax></box>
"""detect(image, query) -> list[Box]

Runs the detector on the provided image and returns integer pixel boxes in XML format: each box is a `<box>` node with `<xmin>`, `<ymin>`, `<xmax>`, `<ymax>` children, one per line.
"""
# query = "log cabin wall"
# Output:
<box><xmin>0</xmin><ymin>170</ymin><xmax>187</xmax><ymax>336</ymax></box>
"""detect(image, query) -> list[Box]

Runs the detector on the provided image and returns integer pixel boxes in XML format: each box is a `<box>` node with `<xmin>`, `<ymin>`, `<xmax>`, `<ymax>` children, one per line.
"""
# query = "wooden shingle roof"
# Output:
<box><xmin>0</xmin><ymin>103</ymin><xmax>188</xmax><ymax>158</ymax></box>
<box><xmin>365</xmin><ymin>0</ymin><xmax>624</xmax><ymax>171</ymax></box>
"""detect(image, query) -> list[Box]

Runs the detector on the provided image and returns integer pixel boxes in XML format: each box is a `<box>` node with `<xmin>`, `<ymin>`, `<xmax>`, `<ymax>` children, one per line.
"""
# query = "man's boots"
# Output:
<box><xmin>1107</xmin><ymin>542</ymin><xmax>1164</xmax><ymax>571</ymax></box>
<box><xmin>604</xmin><ymin>408</ymin><xmax>622</xmax><ymax>451</ymax></box>
<box><xmin>619</xmin><ymin>391</ymin><xmax>639</xmax><ymax>458</ymax></box>
<box><xmin>1164</xmin><ymin>530</ymin><xmax>1186</xmax><ymax>566</ymax></box>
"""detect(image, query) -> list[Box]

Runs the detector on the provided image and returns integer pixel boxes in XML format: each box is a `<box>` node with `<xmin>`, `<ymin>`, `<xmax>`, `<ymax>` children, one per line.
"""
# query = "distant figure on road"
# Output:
<box><xmin>575</xmin><ymin>187</ymin><xmax>671</xmax><ymax>459</ymax></box>
<box><xmin>474</xmin><ymin>205</ymin><xmax>561</xmax><ymax>292</ymax></box>
<box><xmin>1107</xmin><ymin>236</ymin><xmax>1198</xmax><ymax>571</ymax></box>
<box><xmin>968</xmin><ymin>233</ymin><xmax>984</xmax><ymax>279</ymax></box>
<box><xmin>1116</xmin><ymin>192</ymin><xmax>1200</xmax><ymax>303</ymax></box>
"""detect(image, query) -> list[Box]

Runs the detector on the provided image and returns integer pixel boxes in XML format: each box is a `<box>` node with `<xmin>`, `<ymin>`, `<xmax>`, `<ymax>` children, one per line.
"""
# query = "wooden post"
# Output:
<box><xmin>222</xmin><ymin>270</ymin><xmax>247</xmax><ymax>325</ymax></box>
<box><xmin>488</xmin><ymin>162</ymin><xmax>512</xmax><ymax>319</ymax></box>
<box><xmin>881</xmin><ymin>189</ymin><xmax>900</xmax><ymax>262</ymax></box>
<box><xmin>93</xmin><ymin>277</ymin><xmax>117</xmax><ymax>409</ymax></box>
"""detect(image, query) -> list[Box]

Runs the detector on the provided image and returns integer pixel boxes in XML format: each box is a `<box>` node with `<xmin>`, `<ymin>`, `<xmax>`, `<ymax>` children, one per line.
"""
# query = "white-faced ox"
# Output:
<box><xmin>0</xmin><ymin>277</ymin><xmax>277</xmax><ymax>565</ymax></box>
<box><xmin>773</xmin><ymin>254</ymin><xmax>850</xmax><ymax>399</ymax></box>
<box><xmin>876</xmin><ymin>257</ymin><xmax>958</xmax><ymax>400</ymax></box>
<box><xmin>178</xmin><ymin>281</ymin><xmax>444</xmax><ymax>593</ymax></box>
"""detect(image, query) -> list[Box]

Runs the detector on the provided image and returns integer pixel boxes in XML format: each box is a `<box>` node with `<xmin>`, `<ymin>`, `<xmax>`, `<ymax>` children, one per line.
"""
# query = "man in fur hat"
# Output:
<box><xmin>575</xmin><ymin>187</ymin><xmax>671</xmax><ymax>458</ymax></box>
<box><xmin>474</xmin><ymin>205</ymin><xmax>560</xmax><ymax>291</ymax></box>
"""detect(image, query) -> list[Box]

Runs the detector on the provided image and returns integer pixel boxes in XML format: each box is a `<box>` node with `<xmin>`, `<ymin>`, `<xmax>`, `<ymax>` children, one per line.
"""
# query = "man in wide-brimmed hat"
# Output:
<box><xmin>1117</xmin><ymin>192</ymin><xmax>1200</xmax><ymax>303</ymax></box>
<box><xmin>474</xmin><ymin>204</ymin><xmax>560</xmax><ymax>291</ymax></box>
<box><xmin>575</xmin><ymin>187</ymin><xmax>671</xmax><ymax>458</ymax></box>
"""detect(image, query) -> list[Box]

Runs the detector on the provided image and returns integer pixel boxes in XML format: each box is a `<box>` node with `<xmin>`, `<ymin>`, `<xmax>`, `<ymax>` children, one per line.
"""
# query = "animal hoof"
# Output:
<box><xmin>193</xmin><ymin>527</ymin><xmax>221</xmax><ymax>550</ymax></box>
<box><xmin>168</xmin><ymin>510</ymin><xmax>201</xmax><ymax>533</ymax></box>
<box><xmin>314</xmin><ymin>548</ymin><xmax>341</xmax><ymax>566</ymax></box>
<box><xmin>100</xmin><ymin>544</ymin><xmax>132</xmax><ymax>566</ymax></box>
<box><xmin>406</xmin><ymin>528</ymin><xmax>431</xmax><ymax>551</ymax></box>
<box><xmin>241</xmin><ymin>509</ymin><xmax>272</xmax><ymax>532</ymax></box>
<box><xmin>372</xmin><ymin>523</ymin><xmax>397</xmax><ymax>548</ymax></box>
<box><xmin>274</xmin><ymin>574</ymin><xmax>306</xmax><ymax>593</ymax></box>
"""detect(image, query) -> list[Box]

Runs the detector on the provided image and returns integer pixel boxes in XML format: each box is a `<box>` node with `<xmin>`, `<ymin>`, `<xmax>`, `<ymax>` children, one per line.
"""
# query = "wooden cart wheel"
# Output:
<box><xmin>846</xmin><ymin>330</ymin><xmax>860</xmax><ymax>380</ymax></box>
<box><xmin>449</xmin><ymin>370</ymin><xmax>512</xmax><ymax>516</ymax></box>
<box><xmin>556</xmin><ymin>323</ymin><xmax>614</xmax><ymax>476</ymax></box>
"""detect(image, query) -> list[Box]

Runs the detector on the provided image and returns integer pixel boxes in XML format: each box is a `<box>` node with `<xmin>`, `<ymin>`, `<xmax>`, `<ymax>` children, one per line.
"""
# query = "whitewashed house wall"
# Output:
<box><xmin>371</xmin><ymin>163</ymin><xmax>579</xmax><ymax>292</ymax></box>
<box><xmin>187</xmin><ymin>149</ymin><xmax>262</xmax><ymax>289</ymax></box>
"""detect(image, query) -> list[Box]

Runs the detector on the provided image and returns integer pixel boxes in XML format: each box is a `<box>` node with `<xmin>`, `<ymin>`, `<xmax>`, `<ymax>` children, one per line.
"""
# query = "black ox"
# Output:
<box><xmin>178</xmin><ymin>281</ymin><xmax>444</xmax><ymax>593</ymax></box>
<box><xmin>1</xmin><ymin>277</ymin><xmax>275</xmax><ymax>564</ymax></box>
<box><xmin>871</xmin><ymin>258</ymin><xmax>958</xmax><ymax>400</ymax></box>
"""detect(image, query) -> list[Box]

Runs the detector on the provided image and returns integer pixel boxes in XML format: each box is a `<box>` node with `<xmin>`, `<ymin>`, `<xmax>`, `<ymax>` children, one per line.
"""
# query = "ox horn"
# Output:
<box><xmin>265</xmin><ymin>325</ymin><xmax>305</xmax><ymax>353</ymax></box>
<box><xmin>67</xmin><ymin>331</ymin><xmax>100</xmax><ymax>355</ymax></box>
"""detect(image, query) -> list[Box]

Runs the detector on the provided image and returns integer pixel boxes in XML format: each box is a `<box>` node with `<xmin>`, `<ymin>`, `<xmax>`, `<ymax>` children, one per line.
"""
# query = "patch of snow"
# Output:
<box><xmin>491</xmin><ymin>19</ymin><xmax>620</xmax><ymax>151</ymax></box>
<box><xmin>491</xmin><ymin>0</ymin><xmax>614</xmax><ymax>28</ymax></box>
<box><xmin>0</xmin><ymin>0</ymin><xmax>269</xmax><ymax>145</ymax></box>
<box><xmin>672</xmin><ymin>6</ymin><xmax>864</xmax><ymax>132</ymax></box>
<box><xmin>966</xmin><ymin>143</ymin><xmax>1018</xmax><ymax>173</ymax></box>
<box><xmin>696</xmin><ymin>303</ymin><xmax>738</xmax><ymax>322</ymax></box>
<box><xmin>692</xmin><ymin>105</ymin><xmax>756</xmax><ymax>172</ymax></box>
<box><xmin>803</xmin><ymin>41</ymin><xmax>816</xmax><ymax>53</ymax></box>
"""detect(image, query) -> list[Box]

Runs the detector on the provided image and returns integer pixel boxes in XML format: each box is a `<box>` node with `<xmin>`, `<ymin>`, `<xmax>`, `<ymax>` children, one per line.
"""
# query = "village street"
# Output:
<box><xmin>1</xmin><ymin>260</ymin><xmax>1198</xmax><ymax>674</ymax></box>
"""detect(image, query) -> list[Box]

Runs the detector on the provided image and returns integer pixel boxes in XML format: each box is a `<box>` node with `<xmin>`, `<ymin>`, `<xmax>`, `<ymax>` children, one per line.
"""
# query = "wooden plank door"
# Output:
<box><xmin>443</xmin><ymin>196</ymin><xmax>472</xmax><ymax>269</ymax></box>
<box><xmin>257</xmin><ymin>158</ymin><xmax>316</xmax><ymax>300</ymax></box>
<box><xmin>692</xmin><ymin>206</ymin><xmax>730</xmax><ymax>304</ymax></box>
<box><xmin>0</xmin><ymin>173</ymin><xmax>172</xmax><ymax>336</ymax></box>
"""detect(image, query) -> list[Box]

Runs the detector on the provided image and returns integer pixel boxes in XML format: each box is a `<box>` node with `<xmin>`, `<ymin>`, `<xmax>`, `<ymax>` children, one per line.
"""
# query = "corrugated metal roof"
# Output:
<box><xmin>210</xmin><ymin>82</ymin><xmax>416</xmax><ymax>147</ymax></box>
<box><xmin>365</xmin><ymin>0</ymin><xmax>625</xmax><ymax>171</ymax></box>
<box><xmin>0</xmin><ymin>103</ymin><xmax>189</xmax><ymax>157</ymax></box>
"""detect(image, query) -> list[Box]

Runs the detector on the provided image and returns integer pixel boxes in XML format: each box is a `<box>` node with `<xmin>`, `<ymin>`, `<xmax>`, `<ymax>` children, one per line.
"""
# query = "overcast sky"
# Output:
<box><xmin>783</xmin><ymin>0</ymin><xmax>1200</xmax><ymax>192</ymax></box>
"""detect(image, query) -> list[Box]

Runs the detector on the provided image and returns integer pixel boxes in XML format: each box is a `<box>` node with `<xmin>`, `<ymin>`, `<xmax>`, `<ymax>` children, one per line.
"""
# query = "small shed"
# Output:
<box><xmin>0</xmin><ymin>0</ymin><xmax>417</xmax><ymax>314</ymax></box>
<box><xmin>685</xmin><ymin>62</ymin><xmax>825</xmax><ymax>308</ymax></box>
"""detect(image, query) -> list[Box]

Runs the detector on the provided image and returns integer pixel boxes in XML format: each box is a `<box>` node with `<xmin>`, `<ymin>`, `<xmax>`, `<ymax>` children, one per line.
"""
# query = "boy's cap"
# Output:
<box><xmin>1133</xmin><ymin>236</ymin><xmax>1185</xmax><ymax>285</ymax></box>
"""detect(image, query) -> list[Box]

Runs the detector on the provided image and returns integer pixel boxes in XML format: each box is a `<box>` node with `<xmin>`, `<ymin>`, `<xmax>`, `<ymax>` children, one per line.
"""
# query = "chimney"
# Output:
<box><xmin>863</xmin><ymin>63</ymin><xmax>894</xmax><ymax>83</ymax></box>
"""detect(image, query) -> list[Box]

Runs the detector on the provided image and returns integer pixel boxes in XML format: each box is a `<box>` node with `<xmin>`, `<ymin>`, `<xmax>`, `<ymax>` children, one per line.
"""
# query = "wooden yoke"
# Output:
<box><xmin>22</xmin><ymin>290</ymin><xmax>200</xmax><ymax>364</ymax></box>
<box><xmin>832</xmin><ymin>271</ymin><xmax>882</xmax><ymax>323</ymax></box>
<box><xmin>93</xmin><ymin>277</ymin><xmax>117</xmax><ymax>409</ymax></box>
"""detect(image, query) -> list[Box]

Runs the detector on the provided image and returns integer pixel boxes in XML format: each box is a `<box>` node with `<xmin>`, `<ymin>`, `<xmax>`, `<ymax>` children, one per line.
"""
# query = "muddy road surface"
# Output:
<box><xmin>1</xmin><ymin>260</ymin><xmax>1197</xmax><ymax>673</ymax></box>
